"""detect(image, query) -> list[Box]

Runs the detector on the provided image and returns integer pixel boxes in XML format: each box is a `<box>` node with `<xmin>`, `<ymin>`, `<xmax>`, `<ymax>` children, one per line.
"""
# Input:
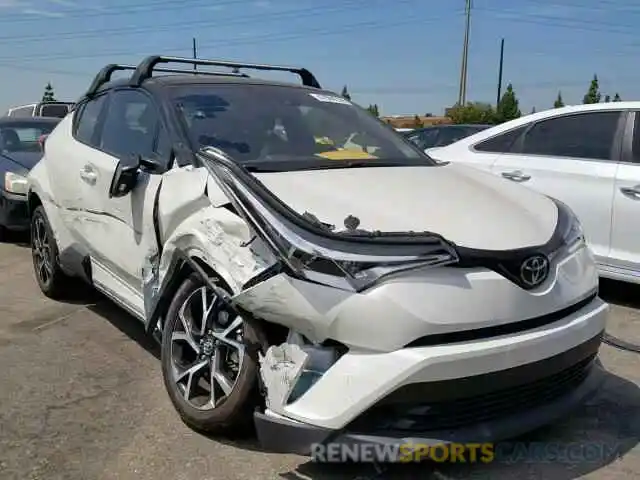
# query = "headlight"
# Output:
<box><xmin>4</xmin><ymin>171</ymin><xmax>28</xmax><ymax>195</ymax></box>
<box><xmin>288</xmin><ymin>249</ymin><xmax>457</xmax><ymax>291</ymax></box>
<box><xmin>556</xmin><ymin>199</ymin><xmax>585</xmax><ymax>251</ymax></box>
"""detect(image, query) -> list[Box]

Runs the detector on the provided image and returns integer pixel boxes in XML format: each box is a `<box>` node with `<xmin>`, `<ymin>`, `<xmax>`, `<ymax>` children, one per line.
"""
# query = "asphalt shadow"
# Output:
<box><xmin>0</xmin><ymin>229</ymin><xmax>30</xmax><ymax>247</ymax></box>
<box><xmin>600</xmin><ymin>278</ymin><xmax>640</xmax><ymax>310</ymax></box>
<box><xmin>86</xmin><ymin>298</ymin><xmax>161</xmax><ymax>360</ymax></box>
<box><xmin>282</xmin><ymin>368</ymin><xmax>640</xmax><ymax>479</ymax></box>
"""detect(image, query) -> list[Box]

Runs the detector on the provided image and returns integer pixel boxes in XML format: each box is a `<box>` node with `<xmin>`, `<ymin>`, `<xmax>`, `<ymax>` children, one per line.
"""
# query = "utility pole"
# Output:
<box><xmin>496</xmin><ymin>38</ymin><xmax>504</xmax><ymax>108</ymax></box>
<box><xmin>192</xmin><ymin>37</ymin><xmax>197</xmax><ymax>71</ymax></box>
<box><xmin>457</xmin><ymin>0</ymin><xmax>472</xmax><ymax>105</ymax></box>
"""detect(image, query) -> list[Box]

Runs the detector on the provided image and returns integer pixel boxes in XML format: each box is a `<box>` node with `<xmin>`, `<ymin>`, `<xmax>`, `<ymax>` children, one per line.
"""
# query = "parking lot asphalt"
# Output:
<box><xmin>1</xmin><ymin>235</ymin><xmax>639</xmax><ymax>480</ymax></box>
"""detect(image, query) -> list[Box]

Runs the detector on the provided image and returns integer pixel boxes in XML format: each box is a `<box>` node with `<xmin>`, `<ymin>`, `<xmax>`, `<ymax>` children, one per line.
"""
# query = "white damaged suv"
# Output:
<box><xmin>27</xmin><ymin>56</ymin><xmax>608</xmax><ymax>455</ymax></box>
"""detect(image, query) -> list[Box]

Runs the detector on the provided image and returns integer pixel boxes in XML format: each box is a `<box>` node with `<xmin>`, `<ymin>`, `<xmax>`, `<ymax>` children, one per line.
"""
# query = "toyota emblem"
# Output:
<box><xmin>519</xmin><ymin>255</ymin><xmax>550</xmax><ymax>287</ymax></box>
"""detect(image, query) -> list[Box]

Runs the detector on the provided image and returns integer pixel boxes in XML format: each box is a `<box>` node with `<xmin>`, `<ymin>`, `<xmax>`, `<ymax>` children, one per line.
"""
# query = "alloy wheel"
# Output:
<box><xmin>32</xmin><ymin>216</ymin><xmax>53</xmax><ymax>286</ymax></box>
<box><xmin>170</xmin><ymin>285</ymin><xmax>245</xmax><ymax>410</ymax></box>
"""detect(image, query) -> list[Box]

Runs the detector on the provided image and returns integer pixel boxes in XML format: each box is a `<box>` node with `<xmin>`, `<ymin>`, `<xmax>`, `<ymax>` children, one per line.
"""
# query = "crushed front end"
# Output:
<box><xmin>196</xmin><ymin>147</ymin><xmax>608</xmax><ymax>457</ymax></box>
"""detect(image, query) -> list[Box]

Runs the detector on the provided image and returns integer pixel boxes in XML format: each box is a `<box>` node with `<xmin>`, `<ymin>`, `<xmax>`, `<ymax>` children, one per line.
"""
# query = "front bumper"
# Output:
<box><xmin>254</xmin><ymin>295</ymin><xmax>608</xmax><ymax>456</ymax></box>
<box><xmin>0</xmin><ymin>188</ymin><xmax>29</xmax><ymax>231</ymax></box>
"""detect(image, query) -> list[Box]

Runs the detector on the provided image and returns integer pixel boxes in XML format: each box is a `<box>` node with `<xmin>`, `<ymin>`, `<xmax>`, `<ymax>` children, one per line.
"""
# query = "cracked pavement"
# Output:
<box><xmin>1</xmin><ymin>235</ymin><xmax>639</xmax><ymax>479</ymax></box>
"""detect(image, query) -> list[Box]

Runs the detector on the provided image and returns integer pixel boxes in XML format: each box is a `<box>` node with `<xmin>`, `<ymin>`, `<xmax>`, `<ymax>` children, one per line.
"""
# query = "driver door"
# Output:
<box><xmin>75</xmin><ymin>88</ymin><xmax>170</xmax><ymax>318</ymax></box>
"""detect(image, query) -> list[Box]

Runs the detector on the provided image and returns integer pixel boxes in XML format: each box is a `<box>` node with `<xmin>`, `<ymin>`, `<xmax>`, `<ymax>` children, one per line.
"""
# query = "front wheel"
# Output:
<box><xmin>161</xmin><ymin>273</ymin><xmax>268</xmax><ymax>435</ymax></box>
<box><xmin>30</xmin><ymin>205</ymin><xmax>73</xmax><ymax>298</ymax></box>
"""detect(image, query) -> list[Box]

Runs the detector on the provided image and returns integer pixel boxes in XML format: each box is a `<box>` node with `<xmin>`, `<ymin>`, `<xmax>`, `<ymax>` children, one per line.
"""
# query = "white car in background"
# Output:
<box><xmin>428</xmin><ymin>103</ymin><xmax>640</xmax><ymax>285</ymax></box>
<box><xmin>26</xmin><ymin>55</ymin><xmax>607</xmax><ymax>457</ymax></box>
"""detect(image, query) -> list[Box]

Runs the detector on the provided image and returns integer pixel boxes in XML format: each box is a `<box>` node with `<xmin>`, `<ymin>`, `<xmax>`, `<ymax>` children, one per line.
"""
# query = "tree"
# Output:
<box><xmin>412</xmin><ymin>115</ymin><xmax>423</xmax><ymax>128</ymax></box>
<box><xmin>42</xmin><ymin>82</ymin><xmax>56</xmax><ymax>102</ymax></box>
<box><xmin>340</xmin><ymin>85</ymin><xmax>351</xmax><ymax>101</ymax></box>
<box><xmin>446</xmin><ymin>102</ymin><xmax>496</xmax><ymax>125</ymax></box>
<box><xmin>366</xmin><ymin>104</ymin><xmax>380</xmax><ymax>117</ymax></box>
<box><xmin>604</xmin><ymin>94</ymin><xmax>611</xmax><ymax>103</ymax></box>
<box><xmin>582</xmin><ymin>74</ymin><xmax>601</xmax><ymax>104</ymax></box>
<box><xmin>613</xmin><ymin>93</ymin><xmax>622</xmax><ymax>102</ymax></box>
<box><xmin>495</xmin><ymin>83</ymin><xmax>521</xmax><ymax>123</ymax></box>
<box><xmin>530</xmin><ymin>107</ymin><xmax>536</xmax><ymax>114</ymax></box>
<box><xmin>553</xmin><ymin>91</ymin><xmax>564</xmax><ymax>108</ymax></box>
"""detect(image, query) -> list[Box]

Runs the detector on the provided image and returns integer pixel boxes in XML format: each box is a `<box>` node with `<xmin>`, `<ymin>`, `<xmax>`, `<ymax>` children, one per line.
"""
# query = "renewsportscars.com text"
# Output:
<box><xmin>310</xmin><ymin>441</ymin><xmax>624</xmax><ymax>464</ymax></box>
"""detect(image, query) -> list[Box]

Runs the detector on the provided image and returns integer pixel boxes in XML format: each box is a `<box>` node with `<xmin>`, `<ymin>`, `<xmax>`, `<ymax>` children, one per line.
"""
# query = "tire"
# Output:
<box><xmin>0</xmin><ymin>225</ymin><xmax>6</xmax><ymax>242</ymax></box>
<box><xmin>161</xmin><ymin>273</ymin><xmax>268</xmax><ymax>435</ymax></box>
<box><xmin>30</xmin><ymin>205</ymin><xmax>73</xmax><ymax>299</ymax></box>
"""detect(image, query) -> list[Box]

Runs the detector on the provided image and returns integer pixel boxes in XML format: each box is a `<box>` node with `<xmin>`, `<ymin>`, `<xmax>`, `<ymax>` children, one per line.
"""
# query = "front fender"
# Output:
<box><xmin>27</xmin><ymin>160</ymin><xmax>75</xmax><ymax>255</ymax></box>
<box><xmin>143</xmin><ymin>203</ymin><xmax>278</xmax><ymax>332</ymax></box>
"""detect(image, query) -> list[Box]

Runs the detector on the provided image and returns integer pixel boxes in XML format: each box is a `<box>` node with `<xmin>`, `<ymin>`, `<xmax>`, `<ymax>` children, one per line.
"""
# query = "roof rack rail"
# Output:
<box><xmin>84</xmin><ymin>63</ymin><xmax>252</xmax><ymax>98</ymax></box>
<box><xmin>128</xmin><ymin>55</ymin><xmax>321</xmax><ymax>89</ymax></box>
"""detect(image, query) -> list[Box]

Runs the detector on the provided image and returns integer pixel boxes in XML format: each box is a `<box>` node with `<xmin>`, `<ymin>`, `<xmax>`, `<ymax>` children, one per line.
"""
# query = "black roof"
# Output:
<box><xmin>81</xmin><ymin>55</ymin><xmax>322</xmax><ymax>101</ymax></box>
<box><xmin>96</xmin><ymin>74</ymin><xmax>313</xmax><ymax>93</ymax></box>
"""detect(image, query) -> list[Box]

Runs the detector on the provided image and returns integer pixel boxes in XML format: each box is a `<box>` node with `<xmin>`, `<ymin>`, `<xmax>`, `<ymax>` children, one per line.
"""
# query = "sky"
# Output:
<box><xmin>0</xmin><ymin>0</ymin><xmax>639</xmax><ymax>116</ymax></box>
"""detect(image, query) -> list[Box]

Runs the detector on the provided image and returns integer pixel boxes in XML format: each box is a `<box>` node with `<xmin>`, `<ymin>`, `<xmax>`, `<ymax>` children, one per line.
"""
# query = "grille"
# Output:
<box><xmin>347</xmin><ymin>354</ymin><xmax>596</xmax><ymax>434</ymax></box>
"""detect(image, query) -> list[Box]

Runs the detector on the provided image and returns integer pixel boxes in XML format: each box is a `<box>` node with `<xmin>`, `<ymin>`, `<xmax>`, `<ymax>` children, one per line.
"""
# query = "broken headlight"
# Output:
<box><xmin>288</xmin><ymin>249</ymin><xmax>457</xmax><ymax>291</ymax></box>
<box><xmin>556</xmin><ymin>200</ymin><xmax>585</xmax><ymax>252</ymax></box>
<box><xmin>260</xmin><ymin>218</ymin><xmax>458</xmax><ymax>292</ymax></box>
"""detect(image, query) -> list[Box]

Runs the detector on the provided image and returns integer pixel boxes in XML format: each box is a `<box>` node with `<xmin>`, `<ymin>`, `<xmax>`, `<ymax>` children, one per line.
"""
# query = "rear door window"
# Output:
<box><xmin>521</xmin><ymin>111</ymin><xmax>620</xmax><ymax>160</ymax></box>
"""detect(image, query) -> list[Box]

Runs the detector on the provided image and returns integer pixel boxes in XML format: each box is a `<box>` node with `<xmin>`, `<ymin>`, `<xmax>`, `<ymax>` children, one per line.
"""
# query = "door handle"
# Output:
<box><xmin>620</xmin><ymin>186</ymin><xmax>640</xmax><ymax>199</ymax></box>
<box><xmin>501</xmin><ymin>170</ymin><xmax>531</xmax><ymax>182</ymax></box>
<box><xmin>79</xmin><ymin>165</ymin><xmax>97</xmax><ymax>184</ymax></box>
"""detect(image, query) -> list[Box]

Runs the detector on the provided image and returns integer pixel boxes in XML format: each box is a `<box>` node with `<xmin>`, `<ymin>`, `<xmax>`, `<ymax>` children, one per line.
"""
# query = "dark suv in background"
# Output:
<box><xmin>405</xmin><ymin>124</ymin><xmax>491</xmax><ymax>151</ymax></box>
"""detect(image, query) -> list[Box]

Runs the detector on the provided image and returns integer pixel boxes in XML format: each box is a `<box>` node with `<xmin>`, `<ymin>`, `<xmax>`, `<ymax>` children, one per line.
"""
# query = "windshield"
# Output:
<box><xmin>0</xmin><ymin>121</ymin><xmax>57</xmax><ymax>153</ymax></box>
<box><xmin>172</xmin><ymin>84</ymin><xmax>434</xmax><ymax>171</ymax></box>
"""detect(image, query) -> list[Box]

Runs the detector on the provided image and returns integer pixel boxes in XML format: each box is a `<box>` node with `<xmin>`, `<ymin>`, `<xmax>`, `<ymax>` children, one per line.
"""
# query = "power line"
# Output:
<box><xmin>0</xmin><ymin>0</ymin><xmax>388</xmax><ymax>44</ymax></box>
<box><xmin>0</xmin><ymin>0</ymin><xmax>249</xmax><ymax>24</ymax></box>
<box><xmin>476</xmin><ymin>6</ymin><xmax>640</xmax><ymax>36</ymax></box>
<box><xmin>0</xmin><ymin>9</ymin><xmax>455</xmax><ymax>64</ymax></box>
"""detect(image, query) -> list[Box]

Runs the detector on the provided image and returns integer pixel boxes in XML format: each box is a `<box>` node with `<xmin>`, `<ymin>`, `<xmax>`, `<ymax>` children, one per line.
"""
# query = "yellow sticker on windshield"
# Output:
<box><xmin>315</xmin><ymin>149</ymin><xmax>378</xmax><ymax>160</ymax></box>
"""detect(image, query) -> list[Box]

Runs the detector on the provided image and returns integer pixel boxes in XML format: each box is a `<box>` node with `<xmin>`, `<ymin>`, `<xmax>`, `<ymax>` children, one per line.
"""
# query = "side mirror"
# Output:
<box><xmin>109</xmin><ymin>160</ymin><xmax>139</xmax><ymax>198</ymax></box>
<box><xmin>108</xmin><ymin>153</ymin><xmax>164</xmax><ymax>198</ymax></box>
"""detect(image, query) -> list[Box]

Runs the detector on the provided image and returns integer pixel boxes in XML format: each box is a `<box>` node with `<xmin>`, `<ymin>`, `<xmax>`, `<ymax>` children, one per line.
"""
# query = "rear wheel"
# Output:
<box><xmin>31</xmin><ymin>206</ymin><xmax>72</xmax><ymax>298</ymax></box>
<box><xmin>161</xmin><ymin>273</ymin><xmax>268</xmax><ymax>435</ymax></box>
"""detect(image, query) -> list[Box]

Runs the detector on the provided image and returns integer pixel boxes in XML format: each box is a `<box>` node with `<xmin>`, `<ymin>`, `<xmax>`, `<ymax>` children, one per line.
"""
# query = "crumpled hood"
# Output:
<box><xmin>252</xmin><ymin>163</ymin><xmax>558</xmax><ymax>250</ymax></box>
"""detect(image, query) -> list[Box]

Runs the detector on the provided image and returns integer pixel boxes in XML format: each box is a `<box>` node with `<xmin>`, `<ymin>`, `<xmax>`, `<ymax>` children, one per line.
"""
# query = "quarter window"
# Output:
<box><xmin>74</xmin><ymin>94</ymin><xmax>109</xmax><ymax>147</ymax></box>
<box><xmin>521</xmin><ymin>111</ymin><xmax>620</xmax><ymax>160</ymax></box>
<box><xmin>474</xmin><ymin>126</ymin><xmax>526</xmax><ymax>153</ymax></box>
